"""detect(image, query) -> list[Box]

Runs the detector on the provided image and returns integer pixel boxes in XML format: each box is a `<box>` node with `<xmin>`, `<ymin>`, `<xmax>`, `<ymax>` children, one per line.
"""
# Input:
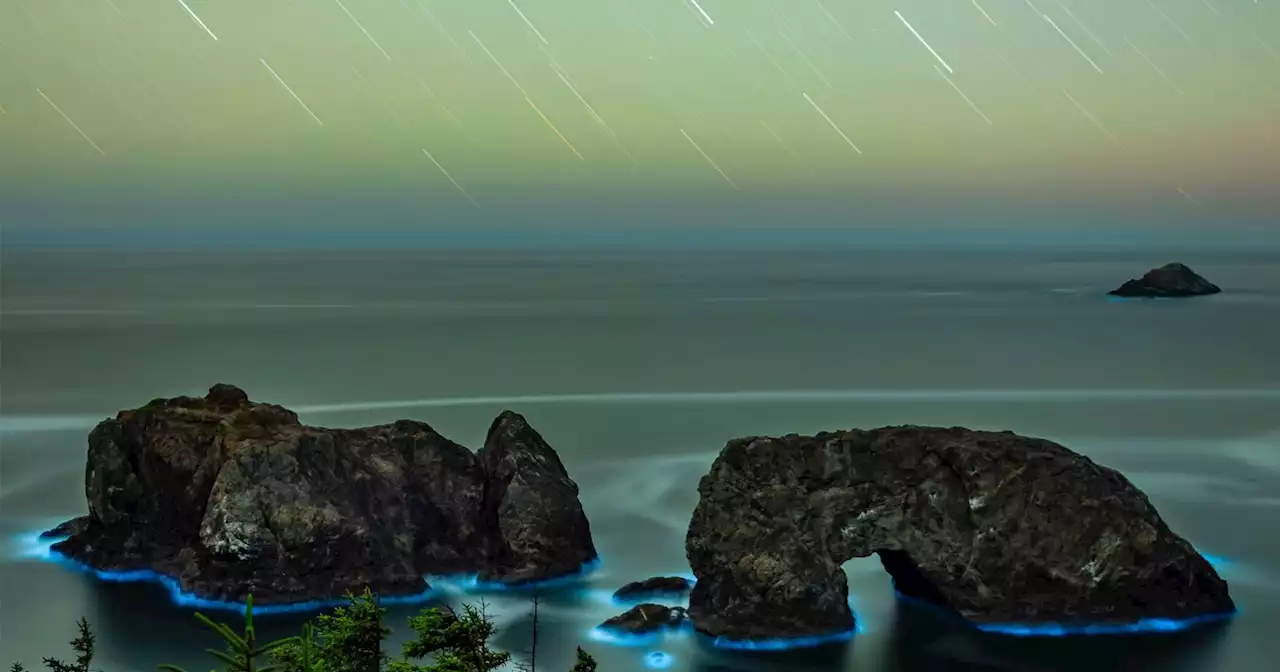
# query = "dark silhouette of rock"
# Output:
<box><xmin>44</xmin><ymin>385</ymin><xmax>596</xmax><ymax>604</ymax></box>
<box><xmin>686</xmin><ymin>426</ymin><xmax>1235</xmax><ymax>642</ymax></box>
<box><xmin>598</xmin><ymin>603</ymin><xmax>688</xmax><ymax>635</ymax></box>
<box><xmin>1108</xmin><ymin>263</ymin><xmax>1221</xmax><ymax>297</ymax></box>
<box><xmin>477</xmin><ymin>411</ymin><xmax>596</xmax><ymax>584</ymax></box>
<box><xmin>613</xmin><ymin>576</ymin><xmax>694</xmax><ymax>602</ymax></box>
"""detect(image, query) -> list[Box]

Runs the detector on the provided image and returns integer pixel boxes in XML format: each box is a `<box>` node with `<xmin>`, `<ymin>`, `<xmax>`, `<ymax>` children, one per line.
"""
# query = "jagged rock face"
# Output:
<box><xmin>685</xmin><ymin>426</ymin><xmax>1235</xmax><ymax>642</ymax></box>
<box><xmin>599</xmin><ymin>604</ymin><xmax>688</xmax><ymax>635</ymax></box>
<box><xmin>477</xmin><ymin>411</ymin><xmax>597</xmax><ymax>583</ymax></box>
<box><xmin>1109</xmin><ymin>262</ymin><xmax>1221</xmax><ymax>297</ymax></box>
<box><xmin>613</xmin><ymin>576</ymin><xmax>694</xmax><ymax>602</ymax></box>
<box><xmin>48</xmin><ymin>385</ymin><xmax>595</xmax><ymax>604</ymax></box>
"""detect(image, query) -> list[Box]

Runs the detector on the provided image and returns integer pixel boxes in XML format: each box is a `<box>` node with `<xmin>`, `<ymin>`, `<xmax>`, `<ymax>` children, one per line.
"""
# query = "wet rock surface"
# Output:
<box><xmin>599</xmin><ymin>603</ymin><xmax>689</xmax><ymax>635</ymax></box>
<box><xmin>1108</xmin><ymin>262</ymin><xmax>1221</xmax><ymax>297</ymax></box>
<box><xmin>686</xmin><ymin>425</ymin><xmax>1235</xmax><ymax>642</ymax></box>
<box><xmin>47</xmin><ymin>385</ymin><xmax>596</xmax><ymax>604</ymax></box>
<box><xmin>613</xmin><ymin>576</ymin><xmax>694</xmax><ymax>602</ymax></box>
<box><xmin>477</xmin><ymin>411</ymin><xmax>597</xmax><ymax>584</ymax></box>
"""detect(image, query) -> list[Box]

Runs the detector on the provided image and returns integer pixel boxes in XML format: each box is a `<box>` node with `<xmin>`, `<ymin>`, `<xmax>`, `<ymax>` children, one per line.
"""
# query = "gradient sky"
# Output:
<box><xmin>0</xmin><ymin>0</ymin><xmax>1277</xmax><ymax>243</ymax></box>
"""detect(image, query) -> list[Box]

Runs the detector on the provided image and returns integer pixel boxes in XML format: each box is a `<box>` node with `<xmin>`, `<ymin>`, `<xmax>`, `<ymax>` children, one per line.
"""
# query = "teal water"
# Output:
<box><xmin>2</xmin><ymin>248</ymin><xmax>1278</xmax><ymax>671</ymax></box>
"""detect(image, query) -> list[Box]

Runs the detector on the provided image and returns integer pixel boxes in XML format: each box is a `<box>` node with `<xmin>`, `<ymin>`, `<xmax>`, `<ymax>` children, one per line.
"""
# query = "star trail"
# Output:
<box><xmin>0</xmin><ymin>0</ymin><xmax>1276</xmax><ymax>220</ymax></box>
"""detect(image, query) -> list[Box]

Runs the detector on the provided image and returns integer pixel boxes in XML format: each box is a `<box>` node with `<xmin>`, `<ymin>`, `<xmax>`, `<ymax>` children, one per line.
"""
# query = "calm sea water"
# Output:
<box><xmin>2</xmin><ymin>248</ymin><xmax>1278</xmax><ymax>672</ymax></box>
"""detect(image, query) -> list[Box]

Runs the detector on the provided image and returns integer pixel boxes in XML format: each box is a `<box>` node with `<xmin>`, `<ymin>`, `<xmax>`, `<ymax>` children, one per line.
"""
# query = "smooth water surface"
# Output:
<box><xmin>2</xmin><ymin>248</ymin><xmax>1278</xmax><ymax>671</ymax></box>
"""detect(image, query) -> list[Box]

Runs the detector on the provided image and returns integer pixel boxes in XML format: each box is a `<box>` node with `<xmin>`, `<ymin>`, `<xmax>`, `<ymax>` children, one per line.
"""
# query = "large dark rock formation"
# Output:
<box><xmin>1108</xmin><ymin>263</ymin><xmax>1221</xmax><ymax>297</ymax></box>
<box><xmin>685</xmin><ymin>426</ymin><xmax>1234</xmax><ymax>642</ymax></box>
<box><xmin>44</xmin><ymin>384</ymin><xmax>596</xmax><ymax>604</ymax></box>
<box><xmin>477</xmin><ymin>411</ymin><xmax>596</xmax><ymax>584</ymax></box>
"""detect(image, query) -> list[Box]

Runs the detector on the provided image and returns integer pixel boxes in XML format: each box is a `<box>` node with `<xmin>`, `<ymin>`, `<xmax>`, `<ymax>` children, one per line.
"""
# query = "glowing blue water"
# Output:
<box><xmin>1201</xmin><ymin>552</ymin><xmax>1234</xmax><ymax>572</ymax></box>
<box><xmin>893</xmin><ymin>587</ymin><xmax>1238</xmax><ymax>638</ymax></box>
<box><xmin>705</xmin><ymin>627</ymin><xmax>858</xmax><ymax>651</ymax></box>
<box><xmin>13</xmin><ymin>529</ymin><xmax>599</xmax><ymax>615</ymax></box>
<box><xmin>468</xmin><ymin>556</ymin><xmax>602</xmax><ymax>592</ymax></box>
<box><xmin>587</xmin><ymin>622</ymin><xmax>691</xmax><ymax>648</ymax></box>
<box><xmin>974</xmin><ymin>611</ymin><xmax>1238</xmax><ymax>637</ymax></box>
<box><xmin>643</xmin><ymin>651</ymin><xmax>674</xmax><ymax>669</ymax></box>
<box><xmin>589</xmin><ymin>598</ymin><xmax>865</xmax><ymax>652</ymax></box>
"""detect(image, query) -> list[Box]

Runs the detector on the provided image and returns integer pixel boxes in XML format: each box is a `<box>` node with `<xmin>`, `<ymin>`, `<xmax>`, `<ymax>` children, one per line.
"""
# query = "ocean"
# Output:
<box><xmin>2</xmin><ymin>246</ymin><xmax>1277</xmax><ymax>671</ymax></box>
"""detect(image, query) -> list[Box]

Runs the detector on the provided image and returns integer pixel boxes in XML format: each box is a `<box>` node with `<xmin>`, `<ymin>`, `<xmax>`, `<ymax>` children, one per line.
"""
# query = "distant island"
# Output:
<box><xmin>1109</xmin><ymin>262</ymin><xmax>1222</xmax><ymax>298</ymax></box>
<box><xmin>686</xmin><ymin>426</ymin><xmax>1236</xmax><ymax>642</ymax></box>
<box><xmin>42</xmin><ymin>384</ymin><xmax>597</xmax><ymax>605</ymax></box>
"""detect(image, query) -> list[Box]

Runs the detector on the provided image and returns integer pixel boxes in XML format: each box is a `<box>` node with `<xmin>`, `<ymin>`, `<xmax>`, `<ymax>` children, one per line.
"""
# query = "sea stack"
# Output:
<box><xmin>685</xmin><ymin>426</ymin><xmax>1235</xmax><ymax>643</ymax></box>
<box><xmin>43</xmin><ymin>384</ymin><xmax>597</xmax><ymax>604</ymax></box>
<box><xmin>1108</xmin><ymin>263</ymin><xmax>1221</xmax><ymax>298</ymax></box>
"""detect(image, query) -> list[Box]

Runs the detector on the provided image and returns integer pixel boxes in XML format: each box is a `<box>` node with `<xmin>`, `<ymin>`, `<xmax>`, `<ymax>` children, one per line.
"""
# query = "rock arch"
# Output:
<box><xmin>684</xmin><ymin>426</ymin><xmax>1233</xmax><ymax>642</ymax></box>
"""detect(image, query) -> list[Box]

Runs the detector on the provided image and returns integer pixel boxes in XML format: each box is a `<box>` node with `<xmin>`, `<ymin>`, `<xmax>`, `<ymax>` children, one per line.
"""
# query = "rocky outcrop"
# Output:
<box><xmin>685</xmin><ymin>426</ymin><xmax>1234</xmax><ymax>642</ymax></box>
<box><xmin>598</xmin><ymin>604</ymin><xmax>688</xmax><ymax>636</ymax></box>
<box><xmin>477</xmin><ymin>411</ymin><xmax>595</xmax><ymax>584</ymax></box>
<box><xmin>613</xmin><ymin>576</ymin><xmax>694</xmax><ymax>602</ymax></box>
<box><xmin>44</xmin><ymin>384</ymin><xmax>596</xmax><ymax>604</ymax></box>
<box><xmin>1108</xmin><ymin>263</ymin><xmax>1221</xmax><ymax>297</ymax></box>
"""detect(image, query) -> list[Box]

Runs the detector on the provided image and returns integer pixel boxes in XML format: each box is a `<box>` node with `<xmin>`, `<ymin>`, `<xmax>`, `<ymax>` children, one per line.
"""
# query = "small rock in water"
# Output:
<box><xmin>613</xmin><ymin>576</ymin><xmax>694</xmax><ymax>602</ymax></box>
<box><xmin>1108</xmin><ymin>262</ymin><xmax>1221</xmax><ymax>298</ymax></box>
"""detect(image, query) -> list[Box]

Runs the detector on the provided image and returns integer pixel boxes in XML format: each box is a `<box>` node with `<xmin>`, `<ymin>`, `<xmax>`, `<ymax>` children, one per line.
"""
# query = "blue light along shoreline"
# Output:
<box><xmin>587</xmin><ymin>601</ymin><xmax>865</xmax><ymax>652</ymax></box>
<box><xmin>893</xmin><ymin>589</ymin><xmax>1239</xmax><ymax>638</ymax></box>
<box><xmin>591</xmin><ymin>555</ymin><xmax>1240</xmax><ymax>653</ymax></box>
<box><xmin>13</xmin><ymin>528</ymin><xmax>601</xmax><ymax>616</ymax></box>
<box><xmin>704</xmin><ymin>627</ymin><xmax>859</xmax><ymax>652</ymax></box>
<box><xmin>15</xmin><ymin>527</ymin><xmax>1242</xmax><ymax>644</ymax></box>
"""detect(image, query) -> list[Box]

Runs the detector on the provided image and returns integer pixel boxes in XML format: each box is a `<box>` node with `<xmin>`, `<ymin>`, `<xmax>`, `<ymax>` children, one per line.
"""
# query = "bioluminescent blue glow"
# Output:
<box><xmin>18</xmin><ymin>532</ymin><xmax>438</xmax><ymax>614</ymax></box>
<box><xmin>642</xmin><ymin>651</ymin><xmax>674</xmax><ymax>670</ymax></box>
<box><xmin>588</xmin><ymin>621</ymin><xmax>692</xmax><ymax>648</ymax></box>
<box><xmin>15</xmin><ymin>528</ymin><xmax>599</xmax><ymax>615</ymax></box>
<box><xmin>893</xmin><ymin>588</ymin><xmax>1238</xmax><ymax>638</ymax></box>
<box><xmin>697</xmin><ymin>598</ymin><xmax>865</xmax><ymax>651</ymax></box>
<box><xmin>1200</xmin><ymin>552</ymin><xmax>1235</xmax><ymax>573</ymax></box>
<box><xmin>705</xmin><ymin>627</ymin><xmax>857</xmax><ymax>651</ymax></box>
<box><xmin>464</xmin><ymin>556</ymin><xmax>602</xmax><ymax>593</ymax></box>
<box><xmin>974</xmin><ymin>611</ymin><xmax>1239</xmax><ymax>637</ymax></box>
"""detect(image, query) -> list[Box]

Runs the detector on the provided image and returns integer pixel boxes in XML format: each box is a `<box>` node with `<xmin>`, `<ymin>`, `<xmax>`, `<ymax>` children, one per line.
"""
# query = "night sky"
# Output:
<box><xmin>1</xmin><ymin>1</ymin><xmax>1276</xmax><ymax>242</ymax></box>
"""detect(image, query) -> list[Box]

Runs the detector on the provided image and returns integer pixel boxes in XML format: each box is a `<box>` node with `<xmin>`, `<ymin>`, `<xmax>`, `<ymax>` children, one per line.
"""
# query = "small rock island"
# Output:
<box><xmin>598</xmin><ymin>603</ymin><xmax>688</xmax><ymax>636</ymax></box>
<box><xmin>686</xmin><ymin>426</ymin><xmax>1235</xmax><ymax>642</ymax></box>
<box><xmin>43</xmin><ymin>384</ymin><xmax>597</xmax><ymax>604</ymax></box>
<box><xmin>1108</xmin><ymin>262</ymin><xmax>1222</xmax><ymax>298</ymax></box>
<box><xmin>613</xmin><ymin>576</ymin><xmax>694</xmax><ymax>602</ymax></box>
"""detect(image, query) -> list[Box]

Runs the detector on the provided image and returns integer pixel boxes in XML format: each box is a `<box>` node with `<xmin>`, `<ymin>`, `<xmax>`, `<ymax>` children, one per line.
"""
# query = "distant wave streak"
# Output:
<box><xmin>291</xmin><ymin>388</ymin><xmax>1280</xmax><ymax>414</ymax></box>
<box><xmin>4</xmin><ymin>388</ymin><xmax>1280</xmax><ymax>435</ymax></box>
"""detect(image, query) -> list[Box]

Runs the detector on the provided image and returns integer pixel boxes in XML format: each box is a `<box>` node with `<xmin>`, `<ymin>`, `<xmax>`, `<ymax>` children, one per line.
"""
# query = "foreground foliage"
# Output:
<box><xmin>12</xmin><ymin>591</ymin><xmax>598</xmax><ymax>672</ymax></box>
